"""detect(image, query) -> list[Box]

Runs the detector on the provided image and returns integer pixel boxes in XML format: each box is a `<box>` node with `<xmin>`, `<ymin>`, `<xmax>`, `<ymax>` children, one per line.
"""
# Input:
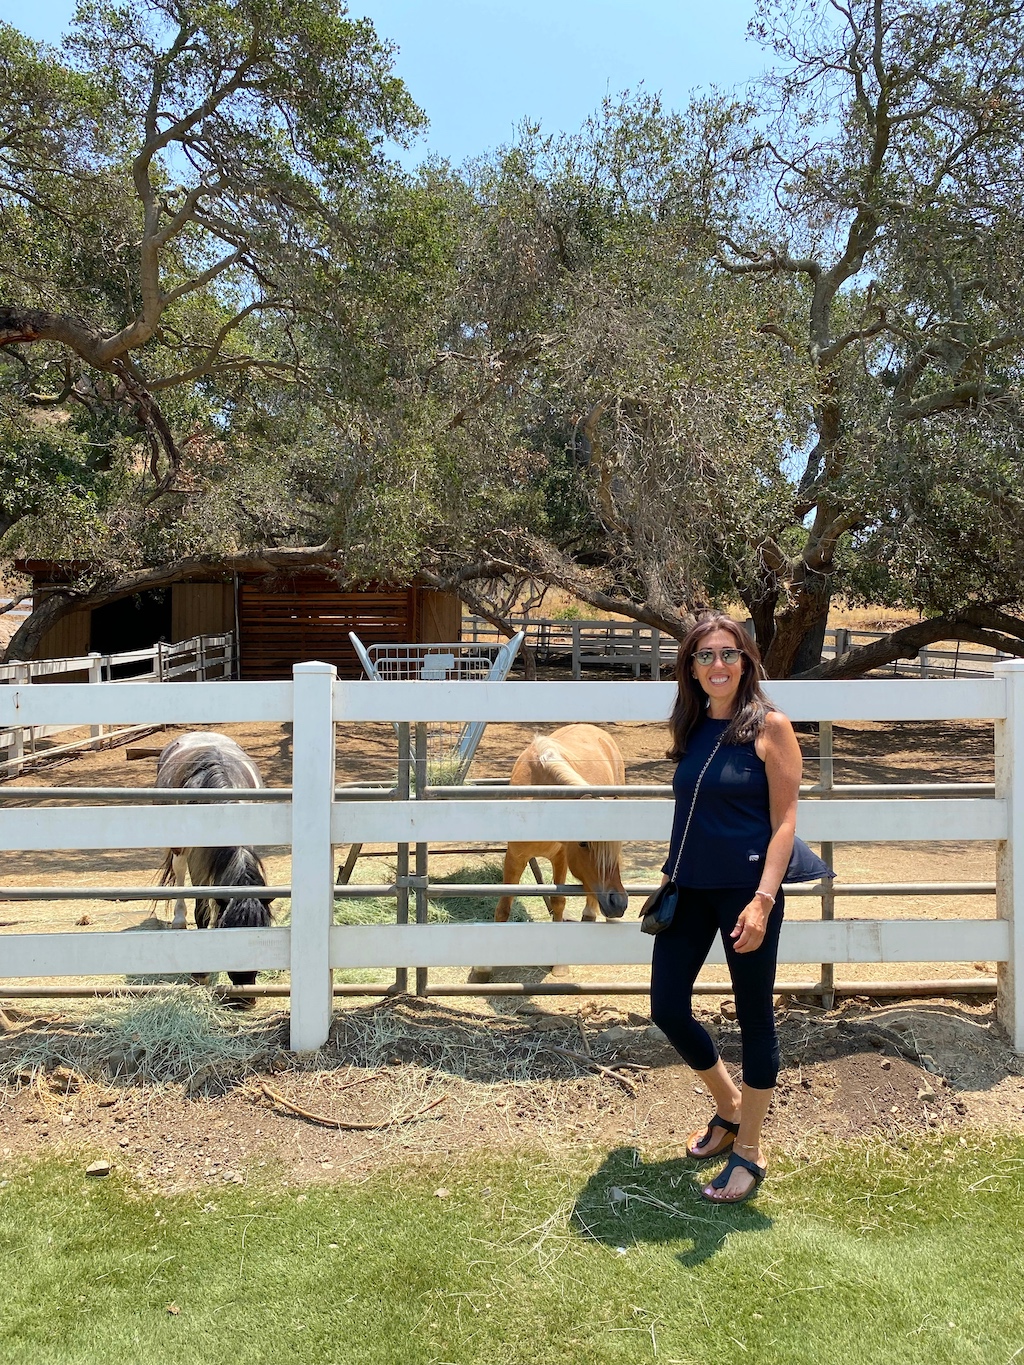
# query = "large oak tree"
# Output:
<box><xmin>6</xmin><ymin>0</ymin><xmax>1024</xmax><ymax>680</ymax></box>
<box><xmin>0</xmin><ymin>0</ymin><xmax>432</xmax><ymax>656</ymax></box>
<box><xmin>415</xmin><ymin>0</ymin><xmax>1024</xmax><ymax>677</ymax></box>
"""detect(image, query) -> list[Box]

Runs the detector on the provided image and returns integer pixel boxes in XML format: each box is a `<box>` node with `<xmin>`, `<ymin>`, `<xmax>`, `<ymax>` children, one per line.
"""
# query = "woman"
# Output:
<box><xmin>650</xmin><ymin>612</ymin><xmax>803</xmax><ymax>1204</ymax></box>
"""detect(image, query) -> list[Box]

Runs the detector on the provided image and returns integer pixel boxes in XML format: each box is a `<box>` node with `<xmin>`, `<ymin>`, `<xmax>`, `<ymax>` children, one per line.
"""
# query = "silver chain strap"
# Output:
<box><xmin>669</xmin><ymin>731</ymin><xmax>725</xmax><ymax>883</ymax></box>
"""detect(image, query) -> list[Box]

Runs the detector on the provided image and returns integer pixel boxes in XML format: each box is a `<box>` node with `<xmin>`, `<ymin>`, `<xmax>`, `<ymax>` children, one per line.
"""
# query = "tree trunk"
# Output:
<box><xmin>763</xmin><ymin>583</ymin><xmax>831</xmax><ymax>678</ymax></box>
<box><xmin>742</xmin><ymin>589</ymin><xmax>778</xmax><ymax>659</ymax></box>
<box><xmin>3</xmin><ymin>590</ymin><xmax>74</xmax><ymax>662</ymax></box>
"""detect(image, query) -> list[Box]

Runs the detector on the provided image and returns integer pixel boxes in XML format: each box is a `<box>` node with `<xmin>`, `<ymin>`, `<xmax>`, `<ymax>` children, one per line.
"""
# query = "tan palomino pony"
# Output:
<box><xmin>494</xmin><ymin>723</ymin><xmax>629</xmax><ymax>923</ymax></box>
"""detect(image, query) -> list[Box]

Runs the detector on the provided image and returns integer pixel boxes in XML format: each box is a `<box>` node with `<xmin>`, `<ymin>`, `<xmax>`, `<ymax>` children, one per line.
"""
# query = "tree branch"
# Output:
<box><xmin>898</xmin><ymin>379</ymin><xmax>1001</xmax><ymax>422</ymax></box>
<box><xmin>818</xmin><ymin>307</ymin><xmax>888</xmax><ymax>363</ymax></box>
<box><xmin>798</xmin><ymin>614</ymin><xmax>1024</xmax><ymax>680</ymax></box>
<box><xmin>0</xmin><ymin>307</ymin><xmax>109</xmax><ymax>365</ymax></box>
<box><xmin>159</xmin><ymin>248</ymin><xmax>243</xmax><ymax>308</ymax></box>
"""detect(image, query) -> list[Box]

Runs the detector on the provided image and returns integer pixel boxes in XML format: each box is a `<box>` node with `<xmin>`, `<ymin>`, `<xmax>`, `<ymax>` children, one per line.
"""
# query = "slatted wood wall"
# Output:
<box><xmin>238</xmin><ymin>575</ymin><xmax>417</xmax><ymax>679</ymax></box>
<box><xmin>416</xmin><ymin>588</ymin><xmax>462</xmax><ymax>644</ymax></box>
<box><xmin>19</xmin><ymin>564</ymin><xmax>462</xmax><ymax>682</ymax></box>
<box><xmin>33</xmin><ymin>607</ymin><xmax>90</xmax><ymax>662</ymax></box>
<box><xmin>171</xmin><ymin>582</ymin><xmax>234</xmax><ymax>643</ymax></box>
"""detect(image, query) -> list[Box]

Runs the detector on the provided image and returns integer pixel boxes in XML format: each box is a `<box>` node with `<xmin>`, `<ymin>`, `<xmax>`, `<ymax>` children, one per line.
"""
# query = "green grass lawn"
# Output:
<box><xmin>1</xmin><ymin>1134</ymin><xmax>1022</xmax><ymax>1365</ymax></box>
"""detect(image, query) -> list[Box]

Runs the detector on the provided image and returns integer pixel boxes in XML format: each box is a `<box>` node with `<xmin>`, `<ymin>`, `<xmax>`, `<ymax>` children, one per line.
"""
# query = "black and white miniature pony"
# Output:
<box><xmin>156</xmin><ymin>731</ymin><xmax>273</xmax><ymax>991</ymax></box>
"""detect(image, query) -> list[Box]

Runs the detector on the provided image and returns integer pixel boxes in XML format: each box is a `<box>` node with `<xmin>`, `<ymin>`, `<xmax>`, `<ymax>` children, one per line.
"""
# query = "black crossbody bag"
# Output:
<box><xmin>640</xmin><ymin>734</ymin><xmax>834</xmax><ymax>936</ymax></box>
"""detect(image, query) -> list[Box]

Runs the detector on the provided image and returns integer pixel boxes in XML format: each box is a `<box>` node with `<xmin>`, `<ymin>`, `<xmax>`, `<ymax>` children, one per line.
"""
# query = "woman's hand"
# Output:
<box><xmin>731</xmin><ymin>898</ymin><xmax>768</xmax><ymax>953</ymax></box>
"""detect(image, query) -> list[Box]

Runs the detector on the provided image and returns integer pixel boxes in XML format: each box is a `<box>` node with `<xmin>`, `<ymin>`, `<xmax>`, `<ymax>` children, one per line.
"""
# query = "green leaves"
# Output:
<box><xmin>0</xmin><ymin>0</ymin><xmax>432</xmax><ymax>577</ymax></box>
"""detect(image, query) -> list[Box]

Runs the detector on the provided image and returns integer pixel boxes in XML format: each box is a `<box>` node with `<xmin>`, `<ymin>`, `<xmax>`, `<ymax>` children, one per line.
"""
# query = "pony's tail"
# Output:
<box><xmin>218</xmin><ymin>896</ymin><xmax>273</xmax><ymax>995</ymax></box>
<box><xmin>534</xmin><ymin>744</ymin><xmax>589</xmax><ymax>788</ymax></box>
<box><xmin>157</xmin><ymin>851</ymin><xmax>175</xmax><ymax>886</ymax></box>
<box><xmin>218</xmin><ymin>896</ymin><xmax>274</xmax><ymax>930</ymax></box>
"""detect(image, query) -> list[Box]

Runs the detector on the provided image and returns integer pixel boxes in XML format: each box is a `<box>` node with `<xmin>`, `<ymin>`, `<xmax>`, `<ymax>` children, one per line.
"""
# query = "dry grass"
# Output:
<box><xmin>0</xmin><ymin>989</ymin><xmax>286</xmax><ymax>1093</ymax></box>
<box><xmin>829</xmin><ymin>603</ymin><xmax>922</xmax><ymax>631</ymax></box>
<box><xmin>255</xmin><ymin>998</ymin><xmax>638</xmax><ymax>1160</ymax></box>
<box><xmin>0</xmin><ymin>994</ymin><xmax>643</xmax><ymax>1161</ymax></box>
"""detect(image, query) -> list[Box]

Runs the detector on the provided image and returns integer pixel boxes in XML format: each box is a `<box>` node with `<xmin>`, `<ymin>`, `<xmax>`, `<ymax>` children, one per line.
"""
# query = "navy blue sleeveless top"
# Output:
<box><xmin>662</xmin><ymin>716</ymin><xmax>772</xmax><ymax>889</ymax></box>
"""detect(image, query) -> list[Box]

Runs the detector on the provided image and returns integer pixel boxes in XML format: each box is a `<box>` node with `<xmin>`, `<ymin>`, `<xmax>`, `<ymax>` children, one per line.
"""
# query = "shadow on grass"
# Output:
<box><xmin>572</xmin><ymin>1145</ymin><xmax>772</xmax><ymax>1267</ymax></box>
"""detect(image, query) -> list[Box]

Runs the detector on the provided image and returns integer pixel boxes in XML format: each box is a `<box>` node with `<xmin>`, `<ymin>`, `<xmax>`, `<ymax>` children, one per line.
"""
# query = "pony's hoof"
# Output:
<box><xmin>468</xmin><ymin>966</ymin><xmax>493</xmax><ymax>983</ymax></box>
<box><xmin>547</xmin><ymin>963</ymin><xmax>570</xmax><ymax>978</ymax></box>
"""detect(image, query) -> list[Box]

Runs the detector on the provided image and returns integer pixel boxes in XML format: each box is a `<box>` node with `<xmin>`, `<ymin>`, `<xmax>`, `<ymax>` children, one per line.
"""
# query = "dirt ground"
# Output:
<box><xmin>0</xmin><ymin>712</ymin><xmax>1020</xmax><ymax>1189</ymax></box>
<box><xmin>0</xmin><ymin>992</ymin><xmax>1021</xmax><ymax>1193</ymax></box>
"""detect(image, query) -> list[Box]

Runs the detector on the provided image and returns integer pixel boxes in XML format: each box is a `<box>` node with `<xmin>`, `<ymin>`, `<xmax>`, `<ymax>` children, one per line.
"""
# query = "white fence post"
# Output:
<box><xmin>8</xmin><ymin>663</ymin><xmax>28</xmax><ymax>769</ymax></box>
<box><xmin>995</xmin><ymin>661</ymin><xmax>1024</xmax><ymax>1052</ymax></box>
<box><xmin>16</xmin><ymin>663</ymin><xmax>30</xmax><ymax>763</ymax></box>
<box><xmin>818</xmin><ymin>722</ymin><xmax>836</xmax><ymax>1009</ymax></box>
<box><xmin>289</xmin><ymin>661</ymin><xmax>337</xmax><ymax>1051</ymax></box>
<box><xmin>88</xmin><ymin>653</ymin><xmax>104</xmax><ymax>738</ymax></box>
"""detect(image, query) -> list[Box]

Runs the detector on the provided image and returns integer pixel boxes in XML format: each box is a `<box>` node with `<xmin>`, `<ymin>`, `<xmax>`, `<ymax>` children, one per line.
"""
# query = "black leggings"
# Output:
<box><xmin>650</xmin><ymin>886</ymin><xmax>784</xmax><ymax>1090</ymax></box>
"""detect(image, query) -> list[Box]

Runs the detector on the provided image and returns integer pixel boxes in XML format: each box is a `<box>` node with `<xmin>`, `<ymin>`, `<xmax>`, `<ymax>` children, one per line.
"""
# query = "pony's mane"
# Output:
<box><xmin>162</xmin><ymin>753</ymin><xmax>260</xmax><ymax>791</ymax></box>
<box><xmin>534</xmin><ymin>739</ymin><xmax>621</xmax><ymax>869</ymax></box>
<box><xmin>178</xmin><ymin>754</ymin><xmax>236</xmax><ymax>789</ymax></box>
<box><xmin>156</xmin><ymin>734</ymin><xmax>263</xmax><ymax>794</ymax></box>
<box><xmin>206</xmin><ymin>844</ymin><xmax>267</xmax><ymax>888</ymax></box>
<box><xmin>589</xmin><ymin>840</ymin><xmax>623</xmax><ymax>879</ymax></box>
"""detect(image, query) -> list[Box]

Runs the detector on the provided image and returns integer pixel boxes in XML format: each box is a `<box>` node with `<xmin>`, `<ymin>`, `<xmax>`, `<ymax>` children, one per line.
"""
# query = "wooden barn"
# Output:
<box><xmin>14</xmin><ymin>562</ymin><xmax>462</xmax><ymax>679</ymax></box>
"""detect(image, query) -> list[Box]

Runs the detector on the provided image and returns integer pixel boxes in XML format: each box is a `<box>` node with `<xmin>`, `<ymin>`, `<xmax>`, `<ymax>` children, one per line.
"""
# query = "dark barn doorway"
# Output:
<box><xmin>90</xmin><ymin>590</ymin><xmax>172</xmax><ymax>677</ymax></box>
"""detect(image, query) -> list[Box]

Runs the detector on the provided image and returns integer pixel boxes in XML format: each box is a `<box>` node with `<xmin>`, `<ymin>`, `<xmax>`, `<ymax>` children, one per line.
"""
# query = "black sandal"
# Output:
<box><xmin>686</xmin><ymin>1113</ymin><xmax>740</xmax><ymax>1160</ymax></box>
<box><xmin>701</xmin><ymin>1151</ymin><xmax>766</xmax><ymax>1204</ymax></box>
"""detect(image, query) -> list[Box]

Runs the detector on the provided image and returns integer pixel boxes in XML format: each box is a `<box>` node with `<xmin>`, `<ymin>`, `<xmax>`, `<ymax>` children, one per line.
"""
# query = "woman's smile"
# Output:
<box><xmin>692</xmin><ymin>630</ymin><xmax>745</xmax><ymax>715</ymax></box>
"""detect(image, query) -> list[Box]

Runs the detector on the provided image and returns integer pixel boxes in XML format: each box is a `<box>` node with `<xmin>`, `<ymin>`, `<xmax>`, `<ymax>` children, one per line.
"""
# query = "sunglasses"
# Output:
<box><xmin>692</xmin><ymin>647</ymin><xmax>744</xmax><ymax>666</ymax></box>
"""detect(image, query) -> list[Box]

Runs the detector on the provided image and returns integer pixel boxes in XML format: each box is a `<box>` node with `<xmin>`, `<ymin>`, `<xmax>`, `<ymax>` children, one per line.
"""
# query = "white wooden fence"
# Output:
<box><xmin>465</xmin><ymin>615</ymin><xmax>1013</xmax><ymax>680</ymax></box>
<box><xmin>0</xmin><ymin>633</ymin><xmax>234</xmax><ymax>774</ymax></box>
<box><xmin>0</xmin><ymin>665</ymin><xmax>1021</xmax><ymax>1055</ymax></box>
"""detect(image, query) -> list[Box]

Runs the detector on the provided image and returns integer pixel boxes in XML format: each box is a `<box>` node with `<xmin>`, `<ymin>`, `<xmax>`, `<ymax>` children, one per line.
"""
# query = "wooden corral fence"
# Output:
<box><xmin>0</xmin><ymin>666</ymin><xmax>1022</xmax><ymax>1055</ymax></box>
<box><xmin>465</xmin><ymin>615</ymin><xmax>1015</xmax><ymax>680</ymax></box>
<box><xmin>0</xmin><ymin>632</ymin><xmax>234</xmax><ymax>775</ymax></box>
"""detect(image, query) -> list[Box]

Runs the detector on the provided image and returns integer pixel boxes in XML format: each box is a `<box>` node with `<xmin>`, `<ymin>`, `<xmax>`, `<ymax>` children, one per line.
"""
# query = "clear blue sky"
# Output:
<box><xmin>2</xmin><ymin>0</ymin><xmax>767</xmax><ymax>164</ymax></box>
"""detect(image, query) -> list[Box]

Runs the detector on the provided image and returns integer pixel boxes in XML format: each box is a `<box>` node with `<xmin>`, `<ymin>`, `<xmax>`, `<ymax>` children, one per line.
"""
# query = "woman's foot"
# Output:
<box><xmin>701</xmin><ymin>1143</ymin><xmax>766</xmax><ymax>1202</ymax></box>
<box><xmin>686</xmin><ymin>1109</ymin><xmax>741</xmax><ymax>1159</ymax></box>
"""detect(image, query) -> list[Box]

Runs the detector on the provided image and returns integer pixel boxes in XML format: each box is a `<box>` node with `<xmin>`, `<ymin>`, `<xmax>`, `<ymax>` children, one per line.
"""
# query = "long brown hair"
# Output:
<box><xmin>667</xmin><ymin>613</ymin><xmax>773</xmax><ymax>760</ymax></box>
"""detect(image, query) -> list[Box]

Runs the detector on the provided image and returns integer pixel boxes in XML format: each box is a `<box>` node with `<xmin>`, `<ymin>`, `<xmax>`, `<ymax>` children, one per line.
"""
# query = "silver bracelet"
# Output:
<box><xmin>753</xmin><ymin>888</ymin><xmax>775</xmax><ymax>908</ymax></box>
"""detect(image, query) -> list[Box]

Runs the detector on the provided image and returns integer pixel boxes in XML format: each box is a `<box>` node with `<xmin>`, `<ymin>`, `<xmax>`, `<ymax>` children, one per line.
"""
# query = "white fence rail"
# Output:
<box><xmin>0</xmin><ymin>632</ymin><xmax>234</xmax><ymax>774</ymax></box>
<box><xmin>464</xmin><ymin>615</ymin><xmax>1013</xmax><ymax>680</ymax></box>
<box><xmin>0</xmin><ymin>667</ymin><xmax>1021</xmax><ymax>1054</ymax></box>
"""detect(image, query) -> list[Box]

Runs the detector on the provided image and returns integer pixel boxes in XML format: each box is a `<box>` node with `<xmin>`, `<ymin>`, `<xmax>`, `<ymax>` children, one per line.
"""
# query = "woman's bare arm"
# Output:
<box><xmin>733</xmin><ymin>712</ymin><xmax>803</xmax><ymax>952</ymax></box>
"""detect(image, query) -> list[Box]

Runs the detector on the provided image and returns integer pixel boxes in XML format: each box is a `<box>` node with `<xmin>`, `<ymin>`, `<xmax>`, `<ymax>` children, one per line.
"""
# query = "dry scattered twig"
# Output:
<box><xmin>259</xmin><ymin>1082</ymin><xmax>448</xmax><ymax>1130</ymax></box>
<box><xmin>330</xmin><ymin>1070</ymin><xmax>386</xmax><ymax>1094</ymax></box>
<box><xmin>545</xmin><ymin>1046</ymin><xmax>644</xmax><ymax>1094</ymax></box>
